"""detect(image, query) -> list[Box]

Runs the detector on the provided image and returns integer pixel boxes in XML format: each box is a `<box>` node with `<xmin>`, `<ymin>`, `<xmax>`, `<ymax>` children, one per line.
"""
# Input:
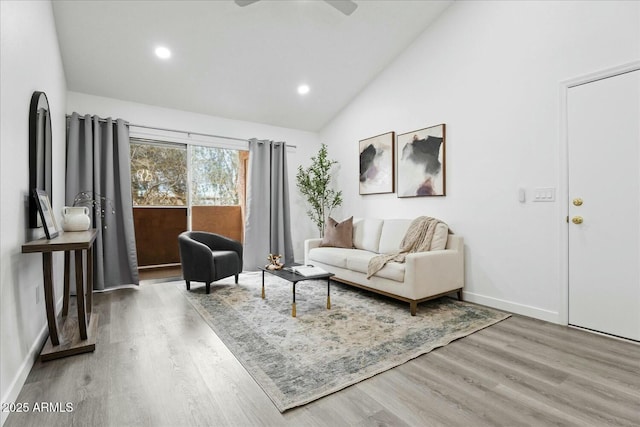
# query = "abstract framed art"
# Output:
<box><xmin>397</xmin><ymin>123</ymin><xmax>446</xmax><ymax>197</ymax></box>
<box><xmin>359</xmin><ymin>131</ymin><xmax>395</xmax><ymax>195</ymax></box>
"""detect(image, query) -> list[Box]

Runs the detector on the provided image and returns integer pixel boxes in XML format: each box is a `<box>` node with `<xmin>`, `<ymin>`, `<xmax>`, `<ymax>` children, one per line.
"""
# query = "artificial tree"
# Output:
<box><xmin>296</xmin><ymin>143</ymin><xmax>343</xmax><ymax>237</ymax></box>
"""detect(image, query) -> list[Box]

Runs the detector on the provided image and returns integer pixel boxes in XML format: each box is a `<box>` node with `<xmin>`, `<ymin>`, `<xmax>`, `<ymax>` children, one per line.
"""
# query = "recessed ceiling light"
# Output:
<box><xmin>297</xmin><ymin>84</ymin><xmax>310</xmax><ymax>95</ymax></box>
<box><xmin>155</xmin><ymin>46</ymin><xmax>171</xmax><ymax>59</ymax></box>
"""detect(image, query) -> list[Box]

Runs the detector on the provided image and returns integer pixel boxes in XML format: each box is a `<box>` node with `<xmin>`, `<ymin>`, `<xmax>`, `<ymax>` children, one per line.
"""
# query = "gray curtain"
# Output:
<box><xmin>244</xmin><ymin>139</ymin><xmax>294</xmax><ymax>270</ymax></box>
<box><xmin>66</xmin><ymin>113</ymin><xmax>139</xmax><ymax>290</ymax></box>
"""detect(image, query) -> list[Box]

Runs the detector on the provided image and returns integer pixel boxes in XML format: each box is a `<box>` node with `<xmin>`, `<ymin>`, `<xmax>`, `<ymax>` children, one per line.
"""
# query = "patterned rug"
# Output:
<box><xmin>177</xmin><ymin>271</ymin><xmax>510</xmax><ymax>412</ymax></box>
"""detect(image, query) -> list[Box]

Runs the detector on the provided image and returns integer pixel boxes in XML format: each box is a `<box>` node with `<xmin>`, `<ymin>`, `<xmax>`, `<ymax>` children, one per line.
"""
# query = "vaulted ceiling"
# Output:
<box><xmin>52</xmin><ymin>0</ymin><xmax>452</xmax><ymax>131</ymax></box>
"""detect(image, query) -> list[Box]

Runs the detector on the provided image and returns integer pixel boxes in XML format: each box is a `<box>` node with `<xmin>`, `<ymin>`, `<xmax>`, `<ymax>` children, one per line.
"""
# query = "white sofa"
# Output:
<box><xmin>304</xmin><ymin>218</ymin><xmax>464</xmax><ymax>315</ymax></box>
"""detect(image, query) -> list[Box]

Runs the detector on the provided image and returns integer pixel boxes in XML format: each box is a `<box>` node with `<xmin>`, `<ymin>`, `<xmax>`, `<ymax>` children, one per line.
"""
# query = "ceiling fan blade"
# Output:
<box><xmin>235</xmin><ymin>0</ymin><xmax>260</xmax><ymax>7</ymax></box>
<box><xmin>324</xmin><ymin>0</ymin><xmax>358</xmax><ymax>16</ymax></box>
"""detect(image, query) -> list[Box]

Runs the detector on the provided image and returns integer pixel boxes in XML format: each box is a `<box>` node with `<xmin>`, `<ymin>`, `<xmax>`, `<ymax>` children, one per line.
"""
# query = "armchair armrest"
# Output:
<box><xmin>178</xmin><ymin>235</ymin><xmax>215</xmax><ymax>281</ymax></box>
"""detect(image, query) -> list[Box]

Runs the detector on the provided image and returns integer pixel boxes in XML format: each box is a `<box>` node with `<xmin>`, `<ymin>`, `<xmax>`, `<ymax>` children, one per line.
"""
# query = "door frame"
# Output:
<box><xmin>558</xmin><ymin>60</ymin><xmax>640</xmax><ymax>325</ymax></box>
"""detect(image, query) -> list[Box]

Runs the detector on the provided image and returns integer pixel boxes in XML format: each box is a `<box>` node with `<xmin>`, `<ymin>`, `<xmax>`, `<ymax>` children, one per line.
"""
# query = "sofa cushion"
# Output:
<box><xmin>308</xmin><ymin>247</ymin><xmax>354</xmax><ymax>268</ymax></box>
<box><xmin>320</xmin><ymin>216</ymin><xmax>353</xmax><ymax>248</ymax></box>
<box><xmin>352</xmin><ymin>218</ymin><xmax>384</xmax><ymax>253</ymax></box>
<box><xmin>431</xmin><ymin>223</ymin><xmax>449</xmax><ymax>251</ymax></box>
<box><xmin>378</xmin><ymin>220</ymin><xmax>449</xmax><ymax>253</ymax></box>
<box><xmin>378</xmin><ymin>219</ymin><xmax>412</xmax><ymax>254</ymax></box>
<box><xmin>345</xmin><ymin>251</ymin><xmax>405</xmax><ymax>282</ymax></box>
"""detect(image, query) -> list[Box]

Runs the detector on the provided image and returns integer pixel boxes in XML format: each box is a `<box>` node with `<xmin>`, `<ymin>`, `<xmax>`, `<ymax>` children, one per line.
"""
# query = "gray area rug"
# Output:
<box><xmin>177</xmin><ymin>272</ymin><xmax>510</xmax><ymax>412</ymax></box>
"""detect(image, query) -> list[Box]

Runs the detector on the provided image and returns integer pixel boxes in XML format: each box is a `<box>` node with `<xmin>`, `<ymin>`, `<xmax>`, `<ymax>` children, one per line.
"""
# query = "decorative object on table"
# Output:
<box><xmin>397</xmin><ymin>123</ymin><xmax>446</xmax><ymax>197</ymax></box>
<box><xmin>29</xmin><ymin>91</ymin><xmax>53</xmax><ymax>228</ymax></box>
<box><xmin>296</xmin><ymin>143</ymin><xmax>343</xmax><ymax>236</ymax></box>
<box><xmin>265</xmin><ymin>253</ymin><xmax>284</xmax><ymax>270</ymax></box>
<box><xmin>33</xmin><ymin>189</ymin><xmax>59</xmax><ymax>239</ymax></box>
<box><xmin>284</xmin><ymin>265</ymin><xmax>329</xmax><ymax>277</ymax></box>
<box><xmin>359</xmin><ymin>131</ymin><xmax>395</xmax><ymax>195</ymax></box>
<box><xmin>60</xmin><ymin>206</ymin><xmax>91</xmax><ymax>231</ymax></box>
<box><xmin>178</xmin><ymin>272</ymin><xmax>510</xmax><ymax>412</ymax></box>
<box><xmin>72</xmin><ymin>191</ymin><xmax>116</xmax><ymax>229</ymax></box>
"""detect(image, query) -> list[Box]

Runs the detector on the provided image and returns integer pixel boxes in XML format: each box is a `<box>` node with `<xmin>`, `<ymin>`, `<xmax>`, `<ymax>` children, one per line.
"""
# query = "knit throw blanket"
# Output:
<box><xmin>367</xmin><ymin>216</ymin><xmax>446</xmax><ymax>279</ymax></box>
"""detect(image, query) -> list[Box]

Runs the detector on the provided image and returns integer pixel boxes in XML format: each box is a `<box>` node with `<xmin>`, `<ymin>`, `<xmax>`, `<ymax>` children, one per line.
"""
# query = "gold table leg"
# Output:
<box><xmin>292</xmin><ymin>302</ymin><xmax>296</xmax><ymax>318</ymax></box>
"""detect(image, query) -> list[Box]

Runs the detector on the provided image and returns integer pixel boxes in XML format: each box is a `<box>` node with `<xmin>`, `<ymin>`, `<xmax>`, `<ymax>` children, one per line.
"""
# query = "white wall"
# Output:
<box><xmin>320</xmin><ymin>1</ymin><xmax>640</xmax><ymax>322</ymax></box>
<box><xmin>66</xmin><ymin>92</ymin><xmax>322</xmax><ymax>260</ymax></box>
<box><xmin>0</xmin><ymin>1</ymin><xmax>67</xmax><ymax>424</ymax></box>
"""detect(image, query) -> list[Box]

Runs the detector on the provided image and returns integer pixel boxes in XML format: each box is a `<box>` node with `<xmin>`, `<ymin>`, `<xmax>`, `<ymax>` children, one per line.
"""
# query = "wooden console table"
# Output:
<box><xmin>22</xmin><ymin>230</ymin><xmax>99</xmax><ymax>361</ymax></box>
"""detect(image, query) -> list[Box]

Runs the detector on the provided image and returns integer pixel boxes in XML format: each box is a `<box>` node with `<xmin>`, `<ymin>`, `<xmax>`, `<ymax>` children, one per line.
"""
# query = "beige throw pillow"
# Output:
<box><xmin>320</xmin><ymin>216</ymin><xmax>354</xmax><ymax>248</ymax></box>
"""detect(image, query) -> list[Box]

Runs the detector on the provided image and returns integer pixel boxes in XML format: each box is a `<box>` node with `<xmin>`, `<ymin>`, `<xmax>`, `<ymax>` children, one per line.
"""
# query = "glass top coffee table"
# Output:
<box><xmin>258</xmin><ymin>264</ymin><xmax>334</xmax><ymax>317</ymax></box>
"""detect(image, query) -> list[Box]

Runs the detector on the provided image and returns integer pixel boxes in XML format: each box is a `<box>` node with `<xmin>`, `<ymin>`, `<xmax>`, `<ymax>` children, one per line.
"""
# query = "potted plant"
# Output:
<box><xmin>296</xmin><ymin>144</ymin><xmax>343</xmax><ymax>236</ymax></box>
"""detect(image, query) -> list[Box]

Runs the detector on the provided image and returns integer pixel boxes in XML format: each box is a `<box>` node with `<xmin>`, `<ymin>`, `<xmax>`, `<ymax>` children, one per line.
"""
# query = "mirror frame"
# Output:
<box><xmin>29</xmin><ymin>91</ymin><xmax>53</xmax><ymax>228</ymax></box>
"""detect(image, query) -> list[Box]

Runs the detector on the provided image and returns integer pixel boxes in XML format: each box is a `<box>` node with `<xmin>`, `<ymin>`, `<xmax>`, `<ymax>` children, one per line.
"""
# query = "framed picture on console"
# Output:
<box><xmin>33</xmin><ymin>189</ymin><xmax>59</xmax><ymax>239</ymax></box>
<box><xmin>359</xmin><ymin>131</ymin><xmax>395</xmax><ymax>195</ymax></box>
<box><xmin>397</xmin><ymin>123</ymin><xmax>446</xmax><ymax>197</ymax></box>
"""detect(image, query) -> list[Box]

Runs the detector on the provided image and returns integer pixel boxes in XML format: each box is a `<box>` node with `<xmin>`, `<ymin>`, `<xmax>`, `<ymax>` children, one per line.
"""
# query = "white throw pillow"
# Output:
<box><xmin>430</xmin><ymin>223</ymin><xmax>449</xmax><ymax>251</ymax></box>
<box><xmin>352</xmin><ymin>218</ymin><xmax>384</xmax><ymax>253</ymax></box>
<box><xmin>378</xmin><ymin>219</ymin><xmax>412</xmax><ymax>254</ymax></box>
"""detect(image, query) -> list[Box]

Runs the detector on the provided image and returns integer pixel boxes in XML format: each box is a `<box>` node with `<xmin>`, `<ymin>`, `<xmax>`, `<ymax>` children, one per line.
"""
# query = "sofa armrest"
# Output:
<box><xmin>304</xmin><ymin>238</ymin><xmax>323</xmax><ymax>265</ymax></box>
<box><xmin>404</xmin><ymin>248</ymin><xmax>464</xmax><ymax>297</ymax></box>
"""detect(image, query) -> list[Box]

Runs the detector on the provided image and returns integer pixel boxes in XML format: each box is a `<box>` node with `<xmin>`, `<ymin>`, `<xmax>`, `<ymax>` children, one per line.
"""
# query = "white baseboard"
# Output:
<box><xmin>1</xmin><ymin>323</ymin><xmax>47</xmax><ymax>427</ymax></box>
<box><xmin>463</xmin><ymin>291</ymin><xmax>561</xmax><ymax>324</ymax></box>
<box><xmin>1</xmin><ymin>296</ymin><xmax>64</xmax><ymax>427</ymax></box>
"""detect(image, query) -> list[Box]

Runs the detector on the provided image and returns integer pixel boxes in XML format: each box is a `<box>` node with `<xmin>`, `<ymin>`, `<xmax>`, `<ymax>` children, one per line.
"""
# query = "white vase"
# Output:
<box><xmin>61</xmin><ymin>206</ymin><xmax>91</xmax><ymax>231</ymax></box>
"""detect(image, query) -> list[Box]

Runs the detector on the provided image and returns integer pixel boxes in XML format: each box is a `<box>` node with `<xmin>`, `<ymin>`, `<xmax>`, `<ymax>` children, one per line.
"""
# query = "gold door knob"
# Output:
<box><xmin>572</xmin><ymin>216</ymin><xmax>583</xmax><ymax>224</ymax></box>
<box><xmin>573</xmin><ymin>198</ymin><xmax>583</xmax><ymax>206</ymax></box>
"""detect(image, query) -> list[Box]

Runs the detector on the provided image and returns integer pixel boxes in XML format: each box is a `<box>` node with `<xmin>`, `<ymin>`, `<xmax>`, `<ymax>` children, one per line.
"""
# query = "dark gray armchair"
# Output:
<box><xmin>178</xmin><ymin>231</ymin><xmax>243</xmax><ymax>294</ymax></box>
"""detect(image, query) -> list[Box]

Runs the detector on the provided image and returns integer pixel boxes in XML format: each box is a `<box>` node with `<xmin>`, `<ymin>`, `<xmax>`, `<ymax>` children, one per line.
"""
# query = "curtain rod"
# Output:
<box><xmin>131</xmin><ymin>123</ymin><xmax>250</xmax><ymax>143</ymax></box>
<box><xmin>66</xmin><ymin>114</ymin><xmax>297</xmax><ymax>148</ymax></box>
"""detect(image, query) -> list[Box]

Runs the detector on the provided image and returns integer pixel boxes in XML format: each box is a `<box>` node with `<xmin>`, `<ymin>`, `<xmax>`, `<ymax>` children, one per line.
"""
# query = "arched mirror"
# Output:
<box><xmin>29</xmin><ymin>91</ymin><xmax>53</xmax><ymax>228</ymax></box>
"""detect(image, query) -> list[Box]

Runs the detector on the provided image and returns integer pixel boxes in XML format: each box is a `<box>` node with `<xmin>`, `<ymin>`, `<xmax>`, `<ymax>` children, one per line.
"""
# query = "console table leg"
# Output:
<box><xmin>62</xmin><ymin>251</ymin><xmax>70</xmax><ymax>317</ymax></box>
<box><xmin>261</xmin><ymin>270</ymin><xmax>265</xmax><ymax>299</ymax></box>
<box><xmin>327</xmin><ymin>278</ymin><xmax>331</xmax><ymax>310</ymax></box>
<box><xmin>75</xmin><ymin>250</ymin><xmax>88</xmax><ymax>340</ymax></box>
<box><xmin>86</xmin><ymin>246</ymin><xmax>93</xmax><ymax>321</ymax></box>
<box><xmin>42</xmin><ymin>253</ymin><xmax>60</xmax><ymax>346</ymax></box>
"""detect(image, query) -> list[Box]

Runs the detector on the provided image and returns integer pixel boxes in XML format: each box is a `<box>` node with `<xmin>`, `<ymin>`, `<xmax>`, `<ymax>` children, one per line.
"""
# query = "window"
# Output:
<box><xmin>130</xmin><ymin>140</ymin><xmax>187</xmax><ymax>206</ymax></box>
<box><xmin>129</xmin><ymin>136</ymin><xmax>248</xmax><ymax>268</ymax></box>
<box><xmin>191</xmin><ymin>145</ymin><xmax>241</xmax><ymax>206</ymax></box>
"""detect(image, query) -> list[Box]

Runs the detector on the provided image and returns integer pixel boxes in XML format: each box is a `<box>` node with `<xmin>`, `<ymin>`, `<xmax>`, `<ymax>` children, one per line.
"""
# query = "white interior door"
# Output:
<box><xmin>567</xmin><ymin>69</ymin><xmax>640</xmax><ymax>341</ymax></box>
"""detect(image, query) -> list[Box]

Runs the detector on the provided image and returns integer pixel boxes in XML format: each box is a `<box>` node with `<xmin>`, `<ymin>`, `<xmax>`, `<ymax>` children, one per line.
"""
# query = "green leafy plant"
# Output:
<box><xmin>296</xmin><ymin>144</ymin><xmax>343</xmax><ymax>236</ymax></box>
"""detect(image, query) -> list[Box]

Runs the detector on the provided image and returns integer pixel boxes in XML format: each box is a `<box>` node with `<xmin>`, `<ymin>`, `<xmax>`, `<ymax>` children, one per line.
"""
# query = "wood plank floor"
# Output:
<box><xmin>5</xmin><ymin>281</ymin><xmax>639</xmax><ymax>427</ymax></box>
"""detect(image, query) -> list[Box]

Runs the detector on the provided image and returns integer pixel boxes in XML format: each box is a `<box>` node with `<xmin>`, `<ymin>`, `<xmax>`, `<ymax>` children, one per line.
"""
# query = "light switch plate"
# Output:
<box><xmin>518</xmin><ymin>188</ymin><xmax>526</xmax><ymax>203</ymax></box>
<box><xmin>533</xmin><ymin>187</ymin><xmax>555</xmax><ymax>202</ymax></box>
